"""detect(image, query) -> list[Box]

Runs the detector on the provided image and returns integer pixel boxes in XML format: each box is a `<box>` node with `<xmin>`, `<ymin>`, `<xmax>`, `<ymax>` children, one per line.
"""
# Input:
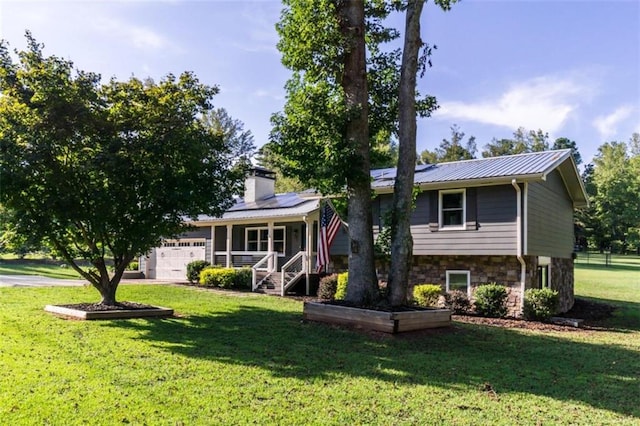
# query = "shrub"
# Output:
<box><xmin>444</xmin><ymin>290</ymin><xmax>471</xmax><ymax>314</ymax></box>
<box><xmin>199</xmin><ymin>267</ymin><xmax>239</xmax><ymax>288</ymax></box>
<box><xmin>473</xmin><ymin>283</ymin><xmax>508</xmax><ymax>318</ymax></box>
<box><xmin>232</xmin><ymin>268</ymin><xmax>252</xmax><ymax>290</ymax></box>
<box><xmin>318</xmin><ymin>274</ymin><xmax>338</xmax><ymax>300</ymax></box>
<box><xmin>335</xmin><ymin>272</ymin><xmax>348</xmax><ymax>300</ymax></box>
<box><xmin>127</xmin><ymin>261</ymin><xmax>139</xmax><ymax>271</ymax></box>
<box><xmin>413</xmin><ymin>284</ymin><xmax>442</xmax><ymax>307</ymax></box>
<box><xmin>187</xmin><ymin>260</ymin><xmax>211</xmax><ymax>284</ymax></box>
<box><xmin>523</xmin><ymin>288</ymin><xmax>559</xmax><ymax>321</ymax></box>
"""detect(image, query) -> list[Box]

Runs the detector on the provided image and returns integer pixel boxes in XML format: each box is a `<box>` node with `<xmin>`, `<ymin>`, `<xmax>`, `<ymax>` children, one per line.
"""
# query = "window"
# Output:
<box><xmin>537</xmin><ymin>256</ymin><xmax>551</xmax><ymax>288</ymax></box>
<box><xmin>439</xmin><ymin>189</ymin><xmax>466</xmax><ymax>229</ymax></box>
<box><xmin>245</xmin><ymin>226</ymin><xmax>285</xmax><ymax>255</ymax></box>
<box><xmin>446</xmin><ymin>270</ymin><xmax>471</xmax><ymax>296</ymax></box>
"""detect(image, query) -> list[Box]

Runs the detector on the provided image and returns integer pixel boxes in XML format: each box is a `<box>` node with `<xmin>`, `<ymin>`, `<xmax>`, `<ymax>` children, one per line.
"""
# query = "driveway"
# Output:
<box><xmin>0</xmin><ymin>275</ymin><xmax>87</xmax><ymax>287</ymax></box>
<box><xmin>0</xmin><ymin>275</ymin><xmax>178</xmax><ymax>287</ymax></box>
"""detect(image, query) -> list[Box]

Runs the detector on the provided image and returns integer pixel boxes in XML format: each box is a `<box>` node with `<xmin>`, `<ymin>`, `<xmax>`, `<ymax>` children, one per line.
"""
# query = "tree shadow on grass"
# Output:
<box><xmin>572</xmin><ymin>296</ymin><xmax>640</xmax><ymax>332</ymax></box>
<box><xmin>103</xmin><ymin>304</ymin><xmax>640</xmax><ymax>418</ymax></box>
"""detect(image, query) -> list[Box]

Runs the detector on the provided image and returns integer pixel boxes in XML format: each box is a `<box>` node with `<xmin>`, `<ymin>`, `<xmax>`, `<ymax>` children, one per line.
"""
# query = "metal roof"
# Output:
<box><xmin>371</xmin><ymin>149</ymin><xmax>588</xmax><ymax>207</ymax></box>
<box><xmin>192</xmin><ymin>194</ymin><xmax>319</xmax><ymax>223</ymax></box>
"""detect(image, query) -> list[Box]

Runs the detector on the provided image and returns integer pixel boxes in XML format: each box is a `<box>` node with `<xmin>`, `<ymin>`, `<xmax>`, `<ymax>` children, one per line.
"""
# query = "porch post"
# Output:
<box><xmin>210</xmin><ymin>225</ymin><xmax>215</xmax><ymax>264</ymax></box>
<box><xmin>226</xmin><ymin>224</ymin><xmax>232</xmax><ymax>268</ymax></box>
<box><xmin>267</xmin><ymin>222</ymin><xmax>274</xmax><ymax>271</ymax></box>
<box><xmin>304</xmin><ymin>215</ymin><xmax>312</xmax><ymax>295</ymax></box>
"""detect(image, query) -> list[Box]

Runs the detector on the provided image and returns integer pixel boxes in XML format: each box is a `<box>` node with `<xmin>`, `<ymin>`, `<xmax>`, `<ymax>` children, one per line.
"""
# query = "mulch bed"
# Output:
<box><xmin>57</xmin><ymin>301</ymin><xmax>159</xmax><ymax>312</ymax></box>
<box><xmin>453</xmin><ymin>298</ymin><xmax>616</xmax><ymax>332</ymax></box>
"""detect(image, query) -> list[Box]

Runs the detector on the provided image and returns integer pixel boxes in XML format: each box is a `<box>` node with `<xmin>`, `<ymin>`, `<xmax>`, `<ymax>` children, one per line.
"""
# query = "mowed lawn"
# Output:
<box><xmin>0</xmin><ymin>257</ymin><xmax>638</xmax><ymax>425</ymax></box>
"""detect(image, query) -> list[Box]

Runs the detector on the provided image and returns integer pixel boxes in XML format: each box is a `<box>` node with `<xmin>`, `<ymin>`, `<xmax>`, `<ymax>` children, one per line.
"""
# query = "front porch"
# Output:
<box><xmin>208</xmin><ymin>219</ymin><xmax>321</xmax><ymax>295</ymax></box>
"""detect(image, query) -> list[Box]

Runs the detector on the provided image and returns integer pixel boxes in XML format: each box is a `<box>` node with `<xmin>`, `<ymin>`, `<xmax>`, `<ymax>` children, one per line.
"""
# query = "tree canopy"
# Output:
<box><xmin>0</xmin><ymin>33</ymin><xmax>252</xmax><ymax>304</ymax></box>
<box><xmin>481</xmin><ymin>127</ymin><xmax>550</xmax><ymax>157</ymax></box>
<box><xmin>578</xmin><ymin>136</ymin><xmax>640</xmax><ymax>253</ymax></box>
<box><xmin>419</xmin><ymin>124</ymin><xmax>476</xmax><ymax>164</ymax></box>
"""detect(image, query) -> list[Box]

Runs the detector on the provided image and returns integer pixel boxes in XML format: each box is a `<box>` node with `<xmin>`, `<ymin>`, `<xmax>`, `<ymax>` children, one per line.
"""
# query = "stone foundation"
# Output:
<box><xmin>550</xmin><ymin>257</ymin><xmax>575</xmax><ymax>313</ymax></box>
<box><xmin>328</xmin><ymin>254</ymin><xmax>574</xmax><ymax>317</ymax></box>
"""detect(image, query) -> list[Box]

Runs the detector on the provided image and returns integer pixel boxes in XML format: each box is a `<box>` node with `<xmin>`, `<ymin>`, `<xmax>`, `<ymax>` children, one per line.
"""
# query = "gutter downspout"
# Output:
<box><xmin>512</xmin><ymin>179</ymin><xmax>526</xmax><ymax>316</ymax></box>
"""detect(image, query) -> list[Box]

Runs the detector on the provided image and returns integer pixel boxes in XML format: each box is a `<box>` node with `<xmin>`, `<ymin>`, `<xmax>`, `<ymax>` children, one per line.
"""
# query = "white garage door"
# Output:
<box><xmin>155</xmin><ymin>240</ymin><xmax>206</xmax><ymax>280</ymax></box>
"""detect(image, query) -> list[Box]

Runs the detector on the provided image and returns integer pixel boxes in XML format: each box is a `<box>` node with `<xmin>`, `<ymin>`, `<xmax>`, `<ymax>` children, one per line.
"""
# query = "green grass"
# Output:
<box><xmin>1</xmin><ymin>282</ymin><xmax>639</xmax><ymax>425</ymax></box>
<box><xmin>0</xmin><ymin>258</ymin><xmax>84</xmax><ymax>279</ymax></box>
<box><xmin>575</xmin><ymin>253</ymin><xmax>640</xmax><ymax>330</ymax></box>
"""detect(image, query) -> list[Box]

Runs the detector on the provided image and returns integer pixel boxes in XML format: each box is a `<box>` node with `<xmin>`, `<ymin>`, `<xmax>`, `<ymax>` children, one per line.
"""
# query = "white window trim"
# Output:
<box><xmin>439</xmin><ymin>189</ymin><xmax>466</xmax><ymax>230</ymax></box>
<box><xmin>446</xmin><ymin>270</ymin><xmax>471</xmax><ymax>296</ymax></box>
<box><xmin>245</xmin><ymin>226</ymin><xmax>286</xmax><ymax>255</ymax></box>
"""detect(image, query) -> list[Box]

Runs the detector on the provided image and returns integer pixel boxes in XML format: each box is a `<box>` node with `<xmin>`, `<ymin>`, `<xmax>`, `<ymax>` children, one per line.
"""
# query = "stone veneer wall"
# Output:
<box><xmin>329</xmin><ymin>254</ymin><xmax>574</xmax><ymax>316</ymax></box>
<box><xmin>550</xmin><ymin>257</ymin><xmax>575</xmax><ymax>313</ymax></box>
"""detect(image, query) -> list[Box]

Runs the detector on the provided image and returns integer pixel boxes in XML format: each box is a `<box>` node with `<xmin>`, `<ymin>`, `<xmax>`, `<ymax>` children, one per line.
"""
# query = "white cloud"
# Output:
<box><xmin>94</xmin><ymin>17</ymin><xmax>173</xmax><ymax>51</ymax></box>
<box><xmin>435</xmin><ymin>75</ymin><xmax>593</xmax><ymax>133</ymax></box>
<box><xmin>593</xmin><ymin>105</ymin><xmax>635</xmax><ymax>139</ymax></box>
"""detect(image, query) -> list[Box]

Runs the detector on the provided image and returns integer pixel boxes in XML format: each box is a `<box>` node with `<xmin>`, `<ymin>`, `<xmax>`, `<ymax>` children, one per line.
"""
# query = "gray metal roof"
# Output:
<box><xmin>372</xmin><ymin>149</ymin><xmax>588</xmax><ymax>207</ymax></box>
<box><xmin>192</xmin><ymin>194</ymin><xmax>319</xmax><ymax>223</ymax></box>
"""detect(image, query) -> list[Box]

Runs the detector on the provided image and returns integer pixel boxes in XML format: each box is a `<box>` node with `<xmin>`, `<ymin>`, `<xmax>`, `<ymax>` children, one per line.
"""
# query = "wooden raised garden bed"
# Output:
<box><xmin>303</xmin><ymin>301</ymin><xmax>451</xmax><ymax>333</ymax></box>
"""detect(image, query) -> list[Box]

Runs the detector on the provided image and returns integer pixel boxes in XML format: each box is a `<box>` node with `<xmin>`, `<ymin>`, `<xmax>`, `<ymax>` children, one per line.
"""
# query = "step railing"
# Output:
<box><xmin>252</xmin><ymin>252</ymin><xmax>278</xmax><ymax>291</ymax></box>
<box><xmin>280</xmin><ymin>251</ymin><xmax>307</xmax><ymax>296</ymax></box>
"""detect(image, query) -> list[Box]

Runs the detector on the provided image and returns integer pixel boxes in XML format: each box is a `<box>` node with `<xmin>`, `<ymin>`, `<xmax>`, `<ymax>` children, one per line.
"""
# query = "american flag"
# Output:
<box><xmin>316</xmin><ymin>201</ymin><xmax>342</xmax><ymax>272</ymax></box>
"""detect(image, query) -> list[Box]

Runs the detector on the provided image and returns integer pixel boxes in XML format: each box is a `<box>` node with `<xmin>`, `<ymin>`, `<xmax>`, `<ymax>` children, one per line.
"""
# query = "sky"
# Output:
<box><xmin>1</xmin><ymin>0</ymin><xmax>639</xmax><ymax>166</ymax></box>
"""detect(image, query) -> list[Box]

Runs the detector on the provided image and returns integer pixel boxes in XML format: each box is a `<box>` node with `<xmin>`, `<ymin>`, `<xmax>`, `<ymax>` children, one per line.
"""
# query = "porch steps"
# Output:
<box><xmin>254</xmin><ymin>271</ymin><xmax>301</xmax><ymax>295</ymax></box>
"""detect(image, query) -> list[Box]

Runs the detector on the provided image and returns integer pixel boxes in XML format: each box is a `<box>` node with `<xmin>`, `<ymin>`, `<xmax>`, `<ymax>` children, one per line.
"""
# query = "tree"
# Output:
<box><xmin>271</xmin><ymin>0</ymin><xmax>379</xmax><ymax>305</ymax></box>
<box><xmin>581</xmin><ymin>137</ymin><xmax>640</xmax><ymax>251</ymax></box>
<box><xmin>481</xmin><ymin>127</ymin><xmax>549</xmax><ymax>157</ymax></box>
<box><xmin>201</xmin><ymin>108</ymin><xmax>255</xmax><ymax>160</ymax></box>
<box><xmin>553</xmin><ymin>137</ymin><xmax>582</xmax><ymax>165</ymax></box>
<box><xmin>0</xmin><ymin>34</ymin><xmax>251</xmax><ymax>304</ymax></box>
<box><xmin>386</xmin><ymin>0</ymin><xmax>455</xmax><ymax>306</ymax></box>
<box><xmin>418</xmin><ymin>124</ymin><xmax>476</xmax><ymax>164</ymax></box>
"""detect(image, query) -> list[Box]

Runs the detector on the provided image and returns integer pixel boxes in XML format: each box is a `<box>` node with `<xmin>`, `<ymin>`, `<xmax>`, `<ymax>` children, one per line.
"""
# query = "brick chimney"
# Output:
<box><xmin>244</xmin><ymin>167</ymin><xmax>276</xmax><ymax>203</ymax></box>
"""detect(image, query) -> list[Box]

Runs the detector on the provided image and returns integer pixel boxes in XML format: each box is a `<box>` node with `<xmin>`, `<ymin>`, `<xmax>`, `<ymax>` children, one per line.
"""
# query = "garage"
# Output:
<box><xmin>151</xmin><ymin>239</ymin><xmax>206</xmax><ymax>280</ymax></box>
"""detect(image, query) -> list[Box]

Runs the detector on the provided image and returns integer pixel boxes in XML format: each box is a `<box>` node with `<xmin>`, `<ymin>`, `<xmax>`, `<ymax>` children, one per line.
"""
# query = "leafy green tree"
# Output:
<box><xmin>553</xmin><ymin>137</ymin><xmax>582</xmax><ymax>165</ymax></box>
<box><xmin>386</xmin><ymin>0</ymin><xmax>456</xmax><ymax>306</ymax></box>
<box><xmin>271</xmin><ymin>0</ymin><xmax>380</xmax><ymax>304</ymax></box>
<box><xmin>254</xmin><ymin>145</ymin><xmax>307</xmax><ymax>193</ymax></box>
<box><xmin>418</xmin><ymin>124</ymin><xmax>476</xmax><ymax>164</ymax></box>
<box><xmin>201</xmin><ymin>108</ymin><xmax>255</xmax><ymax>160</ymax></box>
<box><xmin>0</xmin><ymin>34</ymin><xmax>251</xmax><ymax>304</ymax></box>
<box><xmin>586</xmin><ymin>139</ymin><xmax>640</xmax><ymax>252</ymax></box>
<box><xmin>481</xmin><ymin>127</ymin><xmax>549</xmax><ymax>157</ymax></box>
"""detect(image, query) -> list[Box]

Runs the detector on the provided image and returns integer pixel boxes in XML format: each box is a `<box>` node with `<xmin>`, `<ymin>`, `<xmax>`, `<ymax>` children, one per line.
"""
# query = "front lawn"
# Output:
<box><xmin>1</xmin><ymin>283</ymin><xmax>638</xmax><ymax>425</ymax></box>
<box><xmin>0</xmin><ymin>258</ymin><xmax>84</xmax><ymax>280</ymax></box>
<box><xmin>575</xmin><ymin>253</ymin><xmax>640</xmax><ymax>330</ymax></box>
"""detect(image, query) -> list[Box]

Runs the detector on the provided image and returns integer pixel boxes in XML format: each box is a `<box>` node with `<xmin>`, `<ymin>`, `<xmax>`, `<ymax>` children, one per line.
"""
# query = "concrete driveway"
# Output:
<box><xmin>0</xmin><ymin>275</ymin><xmax>178</xmax><ymax>287</ymax></box>
<box><xmin>0</xmin><ymin>274</ymin><xmax>87</xmax><ymax>287</ymax></box>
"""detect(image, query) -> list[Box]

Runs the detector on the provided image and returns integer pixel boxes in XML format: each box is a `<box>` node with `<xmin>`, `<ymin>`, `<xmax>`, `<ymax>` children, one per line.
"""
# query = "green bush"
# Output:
<box><xmin>127</xmin><ymin>261</ymin><xmax>139</xmax><ymax>271</ymax></box>
<box><xmin>444</xmin><ymin>290</ymin><xmax>471</xmax><ymax>314</ymax></box>
<box><xmin>474</xmin><ymin>283</ymin><xmax>508</xmax><ymax>318</ymax></box>
<box><xmin>199</xmin><ymin>267</ymin><xmax>249</xmax><ymax>289</ymax></box>
<box><xmin>187</xmin><ymin>260</ymin><xmax>211</xmax><ymax>284</ymax></box>
<box><xmin>232</xmin><ymin>268</ymin><xmax>252</xmax><ymax>290</ymax></box>
<box><xmin>523</xmin><ymin>288</ymin><xmax>559</xmax><ymax>321</ymax></box>
<box><xmin>413</xmin><ymin>284</ymin><xmax>442</xmax><ymax>307</ymax></box>
<box><xmin>317</xmin><ymin>274</ymin><xmax>338</xmax><ymax>300</ymax></box>
<box><xmin>335</xmin><ymin>272</ymin><xmax>348</xmax><ymax>300</ymax></box>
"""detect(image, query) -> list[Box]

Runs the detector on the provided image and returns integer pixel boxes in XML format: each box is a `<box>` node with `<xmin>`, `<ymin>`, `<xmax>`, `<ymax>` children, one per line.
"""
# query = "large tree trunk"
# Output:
<box><xmin>387</xmin><ymin>0</ymin><xmax>425</xmax><ymax>307</ymax></box>
<box><xmin>339</xmin><ymin>0</ymin><xmax>379</xmax><ymax>306</ymax></box>
<box><xmin>97</xmin><ymin>279</ymin><xmax>119</xmax><ymax>305</ymax></box>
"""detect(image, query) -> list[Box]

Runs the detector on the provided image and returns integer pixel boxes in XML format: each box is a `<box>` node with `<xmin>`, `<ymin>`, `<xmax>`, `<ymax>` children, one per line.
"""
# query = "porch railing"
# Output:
<box><xmin>280</xmin><ymin>251</ymin><xmax>307</xmax><ymax>296</ymax></box>
<box><xmin>251</xmin><ymin>252</ymin><xmax>278</xmax><ymax>291</ymax></box>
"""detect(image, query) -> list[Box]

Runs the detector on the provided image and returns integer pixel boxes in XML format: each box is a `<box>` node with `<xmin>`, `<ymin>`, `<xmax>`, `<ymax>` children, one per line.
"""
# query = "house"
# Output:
<box><xmin>143</xmin><ymin>149</ymin><xmax>587</xmax><ymax>316</ymax></box>
<box><xmin>142</xmin><ymin>167</ymin><xmax>323</xmax><ymax>295</ymax></box>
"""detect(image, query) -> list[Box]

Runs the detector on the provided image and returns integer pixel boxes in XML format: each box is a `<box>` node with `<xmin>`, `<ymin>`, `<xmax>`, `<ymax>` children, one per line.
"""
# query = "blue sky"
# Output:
<box><xmin>1</xmin><ymin>0</ymin><xmax>638</xmax><ymax>166</ymax></box>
